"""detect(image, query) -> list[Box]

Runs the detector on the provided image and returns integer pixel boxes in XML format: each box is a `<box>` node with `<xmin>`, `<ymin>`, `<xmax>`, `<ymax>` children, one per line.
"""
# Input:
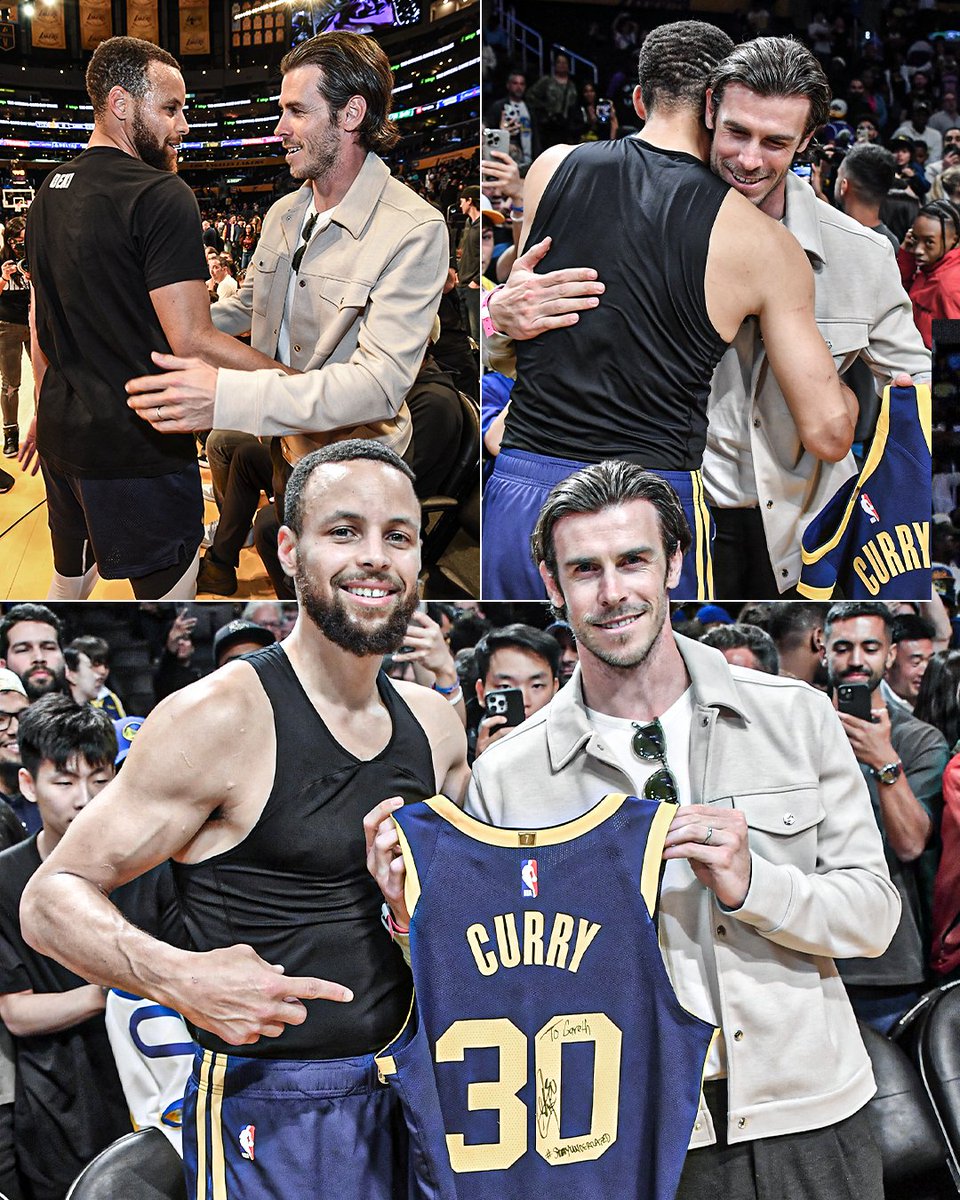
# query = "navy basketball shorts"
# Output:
<box><xmin>481</xmin><ymin>448</ymin><xmax>715</xmax><ymax>601</ymax></box>
<box><xmin>182</xmin><ymin>1047</ymin><xmax>409</xmax><ymax>1200</ymax></box>
<box><xmin>41</xmin><ymin>460</ymin><xmax>204</xmax><ymax>580</ymax></box>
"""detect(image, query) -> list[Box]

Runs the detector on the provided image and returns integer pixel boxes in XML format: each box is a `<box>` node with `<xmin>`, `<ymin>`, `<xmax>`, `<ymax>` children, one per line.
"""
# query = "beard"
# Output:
<box><xmin>296</xmin><ymin>563</ymin><xmax>420</xmax><ymax>657</ymax></box>
<box><xmin>22</xmin><ymin>664</ymin><xmax>66</xmax><ymax>701</ymax></box>
<box><xmin>572</xmin><ymin>593</ymin><xmax>668</xmax><ymax>673</ymax></box>
<box><xmin>132</xmin><ymin>109</ymin><xmax>177</xmax><ymax>173</ymax></box>
<box><xmin>288</xmin><ymin>126</ymin><xmax>340</xmax><ymax>184</ymax></box>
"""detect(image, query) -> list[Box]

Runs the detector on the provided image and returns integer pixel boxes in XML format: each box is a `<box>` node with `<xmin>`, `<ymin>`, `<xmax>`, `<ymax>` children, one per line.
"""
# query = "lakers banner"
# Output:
<box><xmin>0</xmin><ymin>5</ymin><xmax>16</xmax><ymax>53</ymax></box>
<box><xmin>79</xmin><ymin>0</ymin><xmax>112</xmax><ymax>50</ymax></box>
<box><xmin>179</xmin><ymin>0</ymin><xmax>209</xmax><ymax>54</ymax></box>
<box><xmin>126</xmin><ymin>0</ymin><xmax>159</xmax><ymax>44</ymax></box>
<box><xmin>31</xmin><ymin>1</ymin><xmax>65</xmax><ymax>49</ymax></box>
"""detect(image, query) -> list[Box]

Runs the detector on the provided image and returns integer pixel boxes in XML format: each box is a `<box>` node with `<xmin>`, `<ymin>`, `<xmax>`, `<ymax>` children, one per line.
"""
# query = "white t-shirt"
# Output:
<box><xmin>585</xmin><ymin>687</ymin><xmax>726</xmax><ymax>1078</ymax></box>
<box><xmin>277</xmin><ymin>201</ymin><xmax>336</xmax><ymax>366</ymax></box>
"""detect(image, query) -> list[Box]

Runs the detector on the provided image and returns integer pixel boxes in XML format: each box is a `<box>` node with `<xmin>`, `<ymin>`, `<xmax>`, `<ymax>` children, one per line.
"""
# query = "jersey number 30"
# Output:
<box><xmin>436</xmin><ymin>1012</ymin><xmax>622</xmax><ymax>1172</ymax></box>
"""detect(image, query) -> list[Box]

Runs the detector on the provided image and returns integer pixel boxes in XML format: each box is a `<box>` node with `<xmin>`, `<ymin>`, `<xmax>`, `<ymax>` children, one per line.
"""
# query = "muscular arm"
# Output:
<box><xmin>150</xmin><ymin>278</ymin><xmax>294</xmax><ymax>375</ymax></box>
<box><xmin>20</xmin><ymin>670</ymin><xmax>351</xmax><ymax>1046</ymax></box>
<box><xmin>0</xmin><ymin>986</ymin><xmax>105</xmax><ymax>1038</ymax></box>
<box><xmin>707</xmin><ymin>195</ymin><xmax>856</xmax><ymax>463</ymax></box>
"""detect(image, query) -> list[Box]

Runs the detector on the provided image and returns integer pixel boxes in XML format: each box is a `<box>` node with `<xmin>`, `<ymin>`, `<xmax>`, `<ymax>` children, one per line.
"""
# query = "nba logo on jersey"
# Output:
<box><xmin>860</xmin><ymin>493</ymin><xmax>880</xmax><ymax>525</ymax></box>
<box><xmin>521</xmin><ymin>858</ymin><xmax>538</xmax><ymax>897</ymax></box>
<box><xmin>238</xmin><ymin>1124</ymin><xmax>255</xmax><ymax>1161</ymax></box>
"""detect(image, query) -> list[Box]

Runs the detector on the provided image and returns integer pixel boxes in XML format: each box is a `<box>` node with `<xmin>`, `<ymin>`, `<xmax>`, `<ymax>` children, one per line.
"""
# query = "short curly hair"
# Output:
<box><xmin>86</xmin><ymin>36</ymin><xmax>180</xmax><ymax>118</ymax></box>
<box><xmin>637</xmin><ymin>20</ymin><xmax>735</xmax><ymax>116</ymax></box>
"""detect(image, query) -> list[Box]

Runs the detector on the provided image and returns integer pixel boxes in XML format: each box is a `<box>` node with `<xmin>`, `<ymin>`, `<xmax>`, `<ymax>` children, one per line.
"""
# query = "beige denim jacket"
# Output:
<box><xmin>469</xmin><ymin>634</ymin><xmax>901</xmax><ymax>1147</ymax></box>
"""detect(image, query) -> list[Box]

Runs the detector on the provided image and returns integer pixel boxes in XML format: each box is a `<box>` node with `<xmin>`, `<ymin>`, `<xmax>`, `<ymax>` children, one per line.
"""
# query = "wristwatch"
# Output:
<box><xmin>872</xmin><ymin>760</ymin><xmax>903</xmax><ymax>785</ymax></box>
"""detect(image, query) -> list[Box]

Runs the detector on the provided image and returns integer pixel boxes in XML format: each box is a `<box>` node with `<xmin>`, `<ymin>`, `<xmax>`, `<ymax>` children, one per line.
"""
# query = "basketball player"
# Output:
<box><xmin>369</xmin><ymin>461</ymin><xmax>899</xmax><ymax>1200</ymax></box>
<box><xmin>20</xmin><ymin>442</ymin><xmax>470</xmax><ymax>1199</ymax></box>
<box><xmin>479</xmin><ymin>20</ymin><xmax>858</xmax><ymax>601</ymax></box>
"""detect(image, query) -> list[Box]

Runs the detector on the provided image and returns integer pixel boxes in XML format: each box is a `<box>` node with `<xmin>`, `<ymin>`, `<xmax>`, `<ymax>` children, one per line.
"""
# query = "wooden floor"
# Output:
<box><xmin>0</xmin><ymin>358</ymin><xmax>286</xmax><ymax>602</ymax></box>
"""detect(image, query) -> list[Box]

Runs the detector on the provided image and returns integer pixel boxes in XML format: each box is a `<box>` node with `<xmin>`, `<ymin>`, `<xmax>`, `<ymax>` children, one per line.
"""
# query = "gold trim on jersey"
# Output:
<box><xmin>422</xmin><ymin>792</ymin><xmax>631</xmax><ymax>846</ymax></box>
<box><xmin>640</xmin><ymin>799</ymin><xmax>678</xmax><ymax>918</ymax></box>
<box><xmin>798</xmin><ymin>382</ymin><xmax>932</xmax><ymax>593</ymax></box>
<box><xmin>690</xmin><ymin>470</ymin><xmax>715</xmax><ymax>600</ymax></box>
<box><xmin>195</xmin><ymin>1051</ymin><xmax>211</xmax><ymax>1200</ymax></box>
<box><xmin>209</xmin><ymin>1054</ymin><xmax>228</xmax><ymax>1199</ymax></box>
<box><xmin>394</xmin><ymin>818</ymin><xmax>422</xmax><ymax>918</ymax></box>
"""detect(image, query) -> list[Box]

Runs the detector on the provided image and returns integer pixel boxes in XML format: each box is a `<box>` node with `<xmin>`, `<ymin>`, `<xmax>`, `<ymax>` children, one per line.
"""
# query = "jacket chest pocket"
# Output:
<box><xmin>250</xmin><ymin>247</ymin><xmax>282</xmax><ymax>317</ymax></box>
<box><xmin>307</xmin><ymin>277</ymin><xmax>373</xmax><ymax>315</ymax></box>
<box><xmin>733</xmin><ymin>787</ymin><xmax>824</xmax><ymax>873</ymax></box>
<box><xmin>815</xmin><ymin>318</ymin><xmax>870</xmax><ymax>366</ymax></box>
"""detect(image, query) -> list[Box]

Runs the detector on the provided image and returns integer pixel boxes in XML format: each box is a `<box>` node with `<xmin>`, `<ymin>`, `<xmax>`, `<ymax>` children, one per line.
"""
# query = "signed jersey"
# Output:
<box><xmin>798</xmin><ymin>385</ymin><xmax>931</xmax><ymax>600</ymax></box>
<box><xmin>376</xmin><ymin>794</ymin><xmax>715</xmax><ymax>1200</ymax></box>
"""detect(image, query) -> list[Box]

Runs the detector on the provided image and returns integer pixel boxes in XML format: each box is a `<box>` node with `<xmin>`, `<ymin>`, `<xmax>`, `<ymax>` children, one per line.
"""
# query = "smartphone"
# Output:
<box><xmin>483</xmin><ymin>128</ymin><xmax>510</xmax><ymax>156</ymax></box>
<box><xmin>837</xmin><ymin>682</ymin><xmax>874</xmax><ymax>722</ymax></box>
<box><xmin>484</xmin><ymin>687</ymin><xmax>525</xmax><ymax>728</ymax></box>
<box><xmin>596</xmin><ymin>99</ymin><xmax>612</xmax><ymax>125</ymax></box>
<box><xmin>790</xmin><ymin>162</ymin><xmax>813</xmax><ymax>181</ymax></box>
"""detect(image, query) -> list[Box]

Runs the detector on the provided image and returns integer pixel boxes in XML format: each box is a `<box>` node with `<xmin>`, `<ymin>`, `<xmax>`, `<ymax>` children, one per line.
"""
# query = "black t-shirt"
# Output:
<box><xmin>26</xmin><ymin>146</ymin><xmax>208</xmax><ymax>478</ymax></box>
<box><xmin>0</xmin><ymin>836</ymin><xmax>131</xmax><ymax>1197</ymax></box>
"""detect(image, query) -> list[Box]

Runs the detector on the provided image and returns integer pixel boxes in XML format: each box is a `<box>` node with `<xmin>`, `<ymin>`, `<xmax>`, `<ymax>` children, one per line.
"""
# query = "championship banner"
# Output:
<box><xmin>0</xmin><ymin>4</ymin><xmax>16</xmax><ymax>53</ymax></box>
<box><xmin>179</xmin><ymin>0</ymin><xmax>209</xmax><ymax>54</ymax></box>
<box><xmin>79</xmin><ymin>0</ymin><xmax>113</xmax><ymax>50</ymax></box>
<box><xmin>126</xmin><ymin>0</ymin><xmax>159</xmax><ymax>45</ymax></box>
<box><xmin>31</xmin><ymin>1</ymin><xmax>65</xmax><ymax>50</ymax></box>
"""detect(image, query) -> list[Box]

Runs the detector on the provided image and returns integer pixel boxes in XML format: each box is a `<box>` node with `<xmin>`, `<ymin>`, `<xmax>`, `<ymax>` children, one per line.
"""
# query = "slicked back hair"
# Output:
<box><xmin>281</xmin><ymin>31</ymin><xmax>399</xmax><ymax>153</ymax></box>
<box><xmin>637</xmin><ymin>20</ymin><xmax>735</xmax><ymax>116</ymax></box>
<box><xmin>532</xmin><ymin>460</ymin><xmax>692</xmax><ymax>585</ymax></box>
<box><xmin>709</xmin><ymin>37</ymin><xmax>830</xmax><ymax>136</ymax></box>
<box><xmin>283</xmin><ymin>438</ymin><xmax>417</xmax><ymax>537</ymax></box>
<box><xmin>18</xmin><ymin>694</ymin><xmax>117</xmax><ymax>780</ymax></box>
<box><xmin>86</xmin><ymin>36</ymin><xmax>180</xmax><ymax>118</ymax></box>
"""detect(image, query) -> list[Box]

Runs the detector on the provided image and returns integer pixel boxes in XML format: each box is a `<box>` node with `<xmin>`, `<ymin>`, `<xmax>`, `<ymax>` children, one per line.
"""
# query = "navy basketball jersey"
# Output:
<box><xmin>798</xmin><ymin>385</ymin><xmax>931</xmax><ymax>600</ymax></box>
<box><xmin>376</xmin><ymin>794</ymin><xmax>715</xmax><ymax>1200</ymax></box>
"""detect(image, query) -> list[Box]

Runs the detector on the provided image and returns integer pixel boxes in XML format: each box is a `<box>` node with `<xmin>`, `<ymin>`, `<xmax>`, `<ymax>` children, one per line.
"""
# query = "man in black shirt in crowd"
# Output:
<box><xmin>20</xmin><ymin>443</ymin><xmax>470</xmax><ymax>1199</ymax></box>
<box><xmin>0</xmin><ymin>697</ymin><xmax>129</xmax><ymax>1200</ymax></box>
<box><xmin>24</xmin><ymin>36</ymin><xmax>294</xmax><ymax>602</ymax></box>
<box><xmin>0</xmin><ymin>216</ymin><xmax>30</xmax><ymax>460</ymax></box>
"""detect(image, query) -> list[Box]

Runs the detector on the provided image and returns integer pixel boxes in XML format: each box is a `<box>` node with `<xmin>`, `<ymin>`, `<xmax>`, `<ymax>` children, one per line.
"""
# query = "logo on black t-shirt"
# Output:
<box><xmin>49</xmin><ymin>173</ymin><xmax>74</xmax><ymax>190</ymax></box>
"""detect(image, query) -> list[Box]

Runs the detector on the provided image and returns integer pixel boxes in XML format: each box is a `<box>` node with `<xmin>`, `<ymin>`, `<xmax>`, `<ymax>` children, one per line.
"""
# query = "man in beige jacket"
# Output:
<box><xmin>370</xmin><ymin>460</ymin><xmax>900</xmax><ymax>1199</ymax></box>
<box><xmin>124</xmin><ymin>31</ymin><xmax>448</xmax><ymax>483</ymax></box>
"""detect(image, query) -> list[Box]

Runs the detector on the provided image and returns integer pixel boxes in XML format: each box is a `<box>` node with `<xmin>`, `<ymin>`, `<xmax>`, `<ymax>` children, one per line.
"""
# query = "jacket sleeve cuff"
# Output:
<box><xmin>723</xmin><ymin>851</ymin><xmax>792</xmax><ymax>932</ymax></box>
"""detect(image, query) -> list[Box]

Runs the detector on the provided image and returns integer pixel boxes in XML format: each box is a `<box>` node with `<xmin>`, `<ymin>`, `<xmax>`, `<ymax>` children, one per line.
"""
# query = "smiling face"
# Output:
<box><xmin>129</xmin><ymin>61</ymin><xmax>189</xmax><ymax>173</ymax></box>
<box><xmin>275</xmin><ymin>65</ymin><xmax>343</xmax><ymax>185</ymax></box>
<box><xmin>824</xmin><ymin>614</ymin><xmax>894</xmax><ymax>693</ymax></box>
<box><xmin>707</xmin><ymin>82</ymin><xmax>813</xmax><ymax>217</ymax></box>
<box><xmin>280</xmin><ymin>459</ymin><xmax>422</xmax><ymax>657</ymax></box>
<box><xmin>539</xmin><ymin>500</ymin><xmax>681</xmax><ymax>672</ymax></box>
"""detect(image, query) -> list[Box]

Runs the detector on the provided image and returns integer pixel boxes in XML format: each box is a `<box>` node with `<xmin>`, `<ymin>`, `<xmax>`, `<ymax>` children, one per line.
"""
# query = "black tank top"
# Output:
<box><xmin>503</xmin><ymin>138</ymin><xmax>731</xmax><ymax>470</ymax></box>
<box><xmin>171</xmin><ymin>643</ymin><xmax>436</xmax><ymax>1059</ymax></box>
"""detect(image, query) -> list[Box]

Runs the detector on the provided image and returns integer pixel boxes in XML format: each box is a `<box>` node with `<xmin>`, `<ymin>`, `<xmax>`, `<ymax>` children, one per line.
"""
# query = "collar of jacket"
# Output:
<box><xmin>783</xmin><ymin>171</ymin><xmax>827</xmax><ymax>268</ymax></box>
<box><xmin>280</xmin><ymin>151</ymin><xmax>390</xmax><ymax>251</ymax></box>
<box><xmin>544</xmin><ymin>633</ymin><xmax>750</xmax><ymax>770</ymax></box>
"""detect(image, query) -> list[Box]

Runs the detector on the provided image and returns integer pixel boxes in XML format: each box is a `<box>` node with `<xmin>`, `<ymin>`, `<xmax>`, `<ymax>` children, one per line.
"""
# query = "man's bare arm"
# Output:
<box><xmin>20</xmin><ymin>670</ymin><xmax>352</xmax><ymax>1046</ymax></box>
<box><xmin>707</xmin><ymin>194</ymin><xmax>856</xmax><ymax>463</ymax></box>
<box><xmin>0</xmin><ymin>986</ymin><xmax>105</xmax><ymax>1038</ymax></box>
<box><xmin>487</xmin><ymin>144</ymin><xmax>605</xmax><ymax>341</ymax></box>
